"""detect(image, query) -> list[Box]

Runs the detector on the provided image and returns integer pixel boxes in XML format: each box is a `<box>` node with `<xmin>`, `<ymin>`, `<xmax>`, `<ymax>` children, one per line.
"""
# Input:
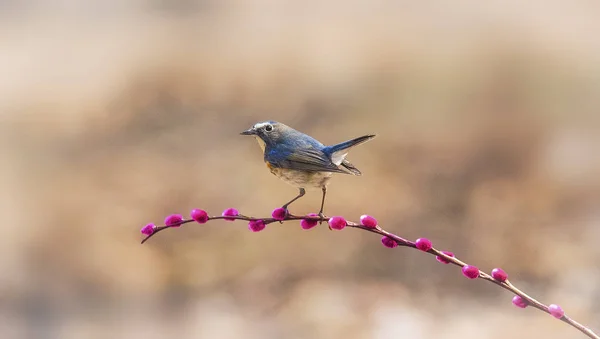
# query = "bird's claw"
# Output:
<box><xmin>279</xmin><ymin>207</ymin><xmax>290</xmax><ymax>224</ymax></box>
<box><xmin>318</xmin><ymin>211</ymin><xmax>328</xmax><ymax>227</ymax></box>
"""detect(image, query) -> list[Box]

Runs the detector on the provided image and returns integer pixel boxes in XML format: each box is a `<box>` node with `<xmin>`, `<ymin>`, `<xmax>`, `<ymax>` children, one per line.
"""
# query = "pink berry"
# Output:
<box><xmin>248</xmin><ymin>219</ymin><xmax>266</xmax><ymax>232</ymax></box>
<box><xmin>491</xmin><ymin>268</ymin><xmax>508</xmax><ymax>282</ymax></box>
<box><xmin>415</xmin><ymin>238</ymin><xmax>432</xmax><ymax>252</ymax></box>
<box><xmin>462</xmin><ymin>265</ymin><xmax>479</xmax><ymax>279</ymax></box>
<box><xmin>548</xmin><ymin>304</ymin><xmax>564</xmax><ymax>319</ymax></box>
<box><xmin>328</xmin><ymin>216</ymin><xmax>347</xmax><ymax>230</ymax></box>
<box><xmin>512</xmin><ymin>295</ymin><xmax>528</xmax><ymax>308</ymax></box>
<box><xmin>435</xmin><ymin>251</ymin><xmax>454</xmax><ymax>264</ymax></box>
<box><xmin>140</xmin><ymin>223</ymin><xmax>155</xmax><ymax>236</ymax></box>
<box><xmin>359</xmin><ymin>215</ymin><xmax>378</xmax><ymax>228</ymax></box>
<box><xmin>222</xmin><ymin>208</ymin><xmax>239</xmax><ymax>221</ymax></box>
<box><xmin>191</xmin><ymin>209</ymin><xmax>209</xmax><ymax>224</ymax></box>
<box><xmin>164</xmin><ymin>214</ymin><xmax>183</xmax><ymax>227</ymax></box>
<box><xmin>271</xmin><ymin>207</ymin><xmax>287</xmax><ymax>221</ymax></box>
<box><xmin>381</xmin><ymin>236</ymin><xmax>398</xmax><ymax>248</ymax></box>
<box><xmin>300</xmin><ymin>213</ymin><xmax>319</xmax><ymax>230</ymax></box>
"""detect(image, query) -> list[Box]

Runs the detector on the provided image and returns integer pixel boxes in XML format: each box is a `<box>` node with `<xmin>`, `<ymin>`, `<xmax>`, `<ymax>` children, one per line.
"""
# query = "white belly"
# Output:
<box><xmin>269</xmin><ymin>167</ymin><xmax>333</xmax><ymax>189</ymax></box>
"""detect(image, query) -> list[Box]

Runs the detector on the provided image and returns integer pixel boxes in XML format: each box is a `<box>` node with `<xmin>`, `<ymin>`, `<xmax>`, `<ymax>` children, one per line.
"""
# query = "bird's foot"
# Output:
<box><xmin>278</xmin><ymin>206</ymin><xmax>291</xmax><ymax>224</ymax></box>
<box><xmin>318</xmin><ymin>211</ymin><xmax>329</xmax><ymax>228</ymax></box>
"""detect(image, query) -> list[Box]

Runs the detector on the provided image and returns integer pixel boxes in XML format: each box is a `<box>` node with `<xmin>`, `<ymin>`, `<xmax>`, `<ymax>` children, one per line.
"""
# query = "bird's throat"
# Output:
<box><xmin>255</xmin><ymin>136</ymin><xmax>266</xmax><ymax>152</ymax></box>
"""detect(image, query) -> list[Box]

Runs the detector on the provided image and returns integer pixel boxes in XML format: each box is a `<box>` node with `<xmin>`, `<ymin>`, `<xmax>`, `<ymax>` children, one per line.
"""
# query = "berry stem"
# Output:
<box><xmin>140</xmin><ymin>211</ymin><xmax>599</xmax><ymax>339</ymax></box>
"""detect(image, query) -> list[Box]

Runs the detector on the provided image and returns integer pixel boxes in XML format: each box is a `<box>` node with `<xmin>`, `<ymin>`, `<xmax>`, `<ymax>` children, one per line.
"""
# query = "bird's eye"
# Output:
<box><xmin>265</xmin><ymin>124</ymin><xmax>273</xmax><ymax>132</ymax></box>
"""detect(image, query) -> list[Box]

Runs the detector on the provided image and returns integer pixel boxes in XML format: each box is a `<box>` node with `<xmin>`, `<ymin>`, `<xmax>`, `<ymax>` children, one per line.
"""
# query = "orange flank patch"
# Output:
<box><xmin>266</xmin><ymin>161</ymin><xmax>273</xmax><ymax>170</ymax></box>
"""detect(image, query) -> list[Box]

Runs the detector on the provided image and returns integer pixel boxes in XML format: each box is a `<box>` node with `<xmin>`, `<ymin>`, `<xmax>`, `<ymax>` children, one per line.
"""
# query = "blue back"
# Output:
<box><xmin>254</xmin><ymin>121</ymin><xmax>373</xmax><ymax>174</ymax></box>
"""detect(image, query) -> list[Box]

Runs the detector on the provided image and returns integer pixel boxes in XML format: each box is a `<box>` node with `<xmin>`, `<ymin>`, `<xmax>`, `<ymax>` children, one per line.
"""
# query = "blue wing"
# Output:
<box><xmin>265</xmin><ymin>145</ymin><xmax>349</xmax><ymax>173</ymax></box>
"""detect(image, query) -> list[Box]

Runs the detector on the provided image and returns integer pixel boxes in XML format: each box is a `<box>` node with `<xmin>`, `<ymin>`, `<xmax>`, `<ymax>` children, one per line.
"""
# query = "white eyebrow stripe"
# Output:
<box><xmin>254</xmin><ymin>122</ymin><xmax>271</xmax><ymax>129</ymax></box>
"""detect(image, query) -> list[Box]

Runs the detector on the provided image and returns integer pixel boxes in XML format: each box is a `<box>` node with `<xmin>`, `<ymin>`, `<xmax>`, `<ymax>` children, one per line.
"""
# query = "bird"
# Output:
<box><xmin>241</xmin><ymin>120</ymin><xmax>375</xmax><ymax>219</ymax></box>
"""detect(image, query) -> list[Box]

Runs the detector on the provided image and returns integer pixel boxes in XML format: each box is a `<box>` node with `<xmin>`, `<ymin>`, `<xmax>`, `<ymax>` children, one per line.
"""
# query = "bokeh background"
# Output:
<box><xmin>1</xmin><ymin>1</ymin><xmax>599</xmax><ymax>338</ymax></box>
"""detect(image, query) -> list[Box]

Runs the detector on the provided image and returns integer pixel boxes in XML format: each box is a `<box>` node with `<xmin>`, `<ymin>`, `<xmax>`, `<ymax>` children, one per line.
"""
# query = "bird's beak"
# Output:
<box><xmin>240</xmin><ymin>128</ymin><xmax>256</xmax><ymax>135</ymax></box>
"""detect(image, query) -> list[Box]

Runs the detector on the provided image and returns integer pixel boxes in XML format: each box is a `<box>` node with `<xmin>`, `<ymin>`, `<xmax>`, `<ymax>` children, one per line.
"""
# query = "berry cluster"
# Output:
<box><xmin>139</xmin><ymin>207</ymin><xmax>598</xmax><ymax>339</ymax></box>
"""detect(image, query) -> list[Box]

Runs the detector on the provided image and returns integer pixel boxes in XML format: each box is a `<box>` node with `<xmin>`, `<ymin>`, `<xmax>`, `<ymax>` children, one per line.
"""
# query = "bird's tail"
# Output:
<box><xmin>323</xmin><ymin>134</ymin><xmax>376</xmax><ymax>174</ymax></box>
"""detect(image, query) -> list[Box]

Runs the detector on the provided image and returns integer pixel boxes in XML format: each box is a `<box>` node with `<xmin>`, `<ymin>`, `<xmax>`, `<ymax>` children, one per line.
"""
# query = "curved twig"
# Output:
<box><xmin>140</xmin><ymin>211</ymin><xmax>599</xmax><ymax>339</ymax></box>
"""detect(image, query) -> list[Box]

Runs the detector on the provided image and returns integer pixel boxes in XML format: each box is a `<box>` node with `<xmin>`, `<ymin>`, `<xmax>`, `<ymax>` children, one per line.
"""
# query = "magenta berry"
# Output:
<box><xmin>381</xmin><ymin>236</ymin><xmax>398</xmax><ymax>248</ymax></box>
<box><xmin>271</xmin><ymin>207</ymin><xmax>287</xmax><ymax>221</ymax></box>
<box><xmin>140</xmin><ymin>223</ymin><xmax>155</xmax><ymax>236</ymax></box>
<box><xmin>191</xmin><ymin>209</ymin><xmax>209</xmax><ymax>224</ymax></box>
<box><xmin>328</xmin><ymin>216</ymin><xmax>347</xmax><ymax>230</ymax></box>
<box><xmin>248</xmin><ymin>219</ymin><xmax>266</xmax><ymax>232</ymax></box>
<box><xmin>491</xmin><ymin>268</ymin><xmax>508</xmax><ymax>282</ymax></box>
<box><xmin>300</xmin><ymin>213</ymin><xmax>319</xmax><ymax>230</ymax></box>
<box><xmin>548</xmin><ymin>304</ymin><xmax>564</xmax><ymax>319</ymax></box>
<box><xmin>415</xmin><ymin>238</ymin><xmax>432</xmax><ymax>252</ymax></box>
<box><xmin>222</xmin><ymin>208</ymin><xmax>239</xmax><ymax>221</ymax></box>
<box><xmin>359</xmin><ymin>215</ymin><xmax>378</xmax><ymax>228</ymax></box>
<box><xmin>435</xmin><ymin>251</ymin><xmax>454</xmax><ymax>264</ymax></box>
<box><xmin>512</xmin><ymin>295</ymin><xmax>528</xmax><ymax>309</ymax></box>
<box><xmin>164</xmin><ymin>214</ymin><xmax>183</xmax><ymax>227</ymax></box>
<box><xmin>462</xmin><ymin>265</ymin><xmax>479</xmax><ymax>279</ymax></box>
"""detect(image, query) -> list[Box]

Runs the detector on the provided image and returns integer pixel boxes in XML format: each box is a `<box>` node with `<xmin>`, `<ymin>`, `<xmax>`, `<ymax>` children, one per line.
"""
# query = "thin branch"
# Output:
<box><xmin>140</xmin><ymin>211</ymin><xmax>599</xmax><ymax>339</ymax></box>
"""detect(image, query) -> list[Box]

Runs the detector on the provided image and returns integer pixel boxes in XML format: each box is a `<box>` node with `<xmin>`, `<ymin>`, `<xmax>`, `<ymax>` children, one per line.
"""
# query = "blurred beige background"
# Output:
<box><xmin>1</xmin><ymin>1</ymin><xmax>600</xmax><ymax>338</ymax></box>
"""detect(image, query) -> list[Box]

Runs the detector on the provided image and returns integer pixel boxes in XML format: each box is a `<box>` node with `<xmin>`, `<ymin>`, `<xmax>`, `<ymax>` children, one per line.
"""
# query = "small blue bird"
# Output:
<box><xmin>241</xmin><ymin>120</ymin><xmax>375</xmax><ymax>218</ymax></box>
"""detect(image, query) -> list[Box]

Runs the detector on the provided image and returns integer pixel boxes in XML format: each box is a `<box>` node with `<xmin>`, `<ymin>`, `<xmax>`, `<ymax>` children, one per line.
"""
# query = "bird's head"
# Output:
<box><xmin>241</xmin><ymin>120</ymin><xmax>288</xmax><ymax>151</ymax></box>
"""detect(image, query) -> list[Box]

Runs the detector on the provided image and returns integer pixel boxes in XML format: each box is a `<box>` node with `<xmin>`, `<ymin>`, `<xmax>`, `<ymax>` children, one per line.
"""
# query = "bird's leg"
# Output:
<box><xmin>319</xmin><ymin>186</ymin><xmax>327</xmax><ymax>226</ymax></box>
<box><xmin>282</xmin><ymin>188</ymin><xmax>306</xmax><ymax>213</ymax></box>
